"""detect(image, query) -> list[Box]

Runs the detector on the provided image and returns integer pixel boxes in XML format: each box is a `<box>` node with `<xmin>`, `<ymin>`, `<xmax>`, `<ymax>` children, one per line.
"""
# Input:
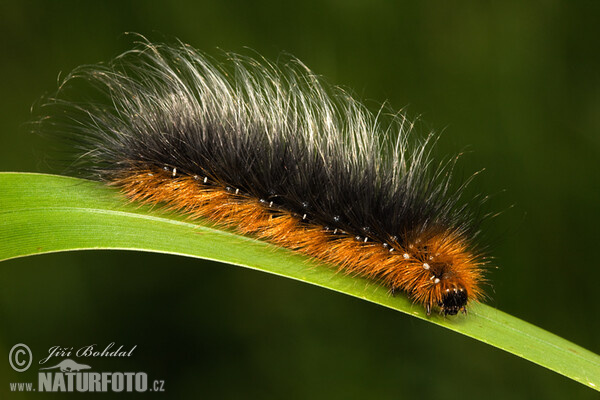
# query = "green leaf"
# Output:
<box><xmin>1</xmin><ymin>172</ymin><xmax>599</xmax><ymax>391</ymax></box>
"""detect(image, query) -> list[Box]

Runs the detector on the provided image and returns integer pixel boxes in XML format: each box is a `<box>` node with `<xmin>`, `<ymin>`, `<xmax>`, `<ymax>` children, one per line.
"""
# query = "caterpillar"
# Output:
<box><xmin>37</xmin><ymin>37</ymin><xmax>488</xmax><ymax>316</ymax></box>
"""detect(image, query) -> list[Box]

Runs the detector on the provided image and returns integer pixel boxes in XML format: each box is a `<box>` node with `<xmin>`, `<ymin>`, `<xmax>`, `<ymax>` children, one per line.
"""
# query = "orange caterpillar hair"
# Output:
<box><xmin>38</xmin><ymin>37</ymin><xmax>488</xmax><ymax>315</ymax></box>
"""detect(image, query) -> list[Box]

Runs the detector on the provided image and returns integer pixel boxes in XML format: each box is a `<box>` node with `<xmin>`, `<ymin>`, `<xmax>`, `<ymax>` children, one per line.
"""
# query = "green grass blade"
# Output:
<box><xmin>1</xmin><ymin>172</ymin><xmax>598</xmax><ymax>391</ymax></box>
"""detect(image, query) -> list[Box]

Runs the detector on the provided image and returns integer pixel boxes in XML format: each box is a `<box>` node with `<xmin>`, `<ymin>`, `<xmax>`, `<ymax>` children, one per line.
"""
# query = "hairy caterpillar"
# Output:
<box><xmin>37</xmin><ymin>38</ymin><xmax>488</xmax><ymax>316</ymax></box>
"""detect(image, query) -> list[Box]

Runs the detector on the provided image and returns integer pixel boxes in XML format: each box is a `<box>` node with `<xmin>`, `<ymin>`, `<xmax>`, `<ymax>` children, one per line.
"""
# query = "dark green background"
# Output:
<box><xmin>1</xmin><ymin>1</ymin><xmax>598</xmax><ymax>398</ymax></box>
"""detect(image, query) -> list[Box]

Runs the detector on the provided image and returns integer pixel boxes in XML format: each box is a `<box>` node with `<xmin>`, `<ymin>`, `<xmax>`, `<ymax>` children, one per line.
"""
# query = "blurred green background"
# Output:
<box><xmin>1</xmin><ymin>1</ymin><xmax>598</xmax><ymax>398</ymax></box>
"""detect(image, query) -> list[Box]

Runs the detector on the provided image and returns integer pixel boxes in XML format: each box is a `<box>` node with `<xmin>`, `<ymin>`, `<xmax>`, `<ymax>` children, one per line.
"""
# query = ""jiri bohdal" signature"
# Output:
<box><xmin>39</xmin><ymin>343</ymin><xmax>137</xmax><ymax>365</ymax></box>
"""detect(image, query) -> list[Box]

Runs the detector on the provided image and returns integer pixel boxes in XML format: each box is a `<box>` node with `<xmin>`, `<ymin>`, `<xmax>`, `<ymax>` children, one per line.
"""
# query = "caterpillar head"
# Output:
<box><xmin>439</xmin><ymin>287</ymin><xmax>468</xmax><ymax>315</ymax></box>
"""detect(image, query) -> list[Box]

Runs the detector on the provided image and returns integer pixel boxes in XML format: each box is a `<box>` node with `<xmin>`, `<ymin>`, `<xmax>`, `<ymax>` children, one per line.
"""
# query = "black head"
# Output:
<box><xmin>440</xmin><ymin>288</ymin><xmax>468</xmax><ymax>316</ymax></box>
